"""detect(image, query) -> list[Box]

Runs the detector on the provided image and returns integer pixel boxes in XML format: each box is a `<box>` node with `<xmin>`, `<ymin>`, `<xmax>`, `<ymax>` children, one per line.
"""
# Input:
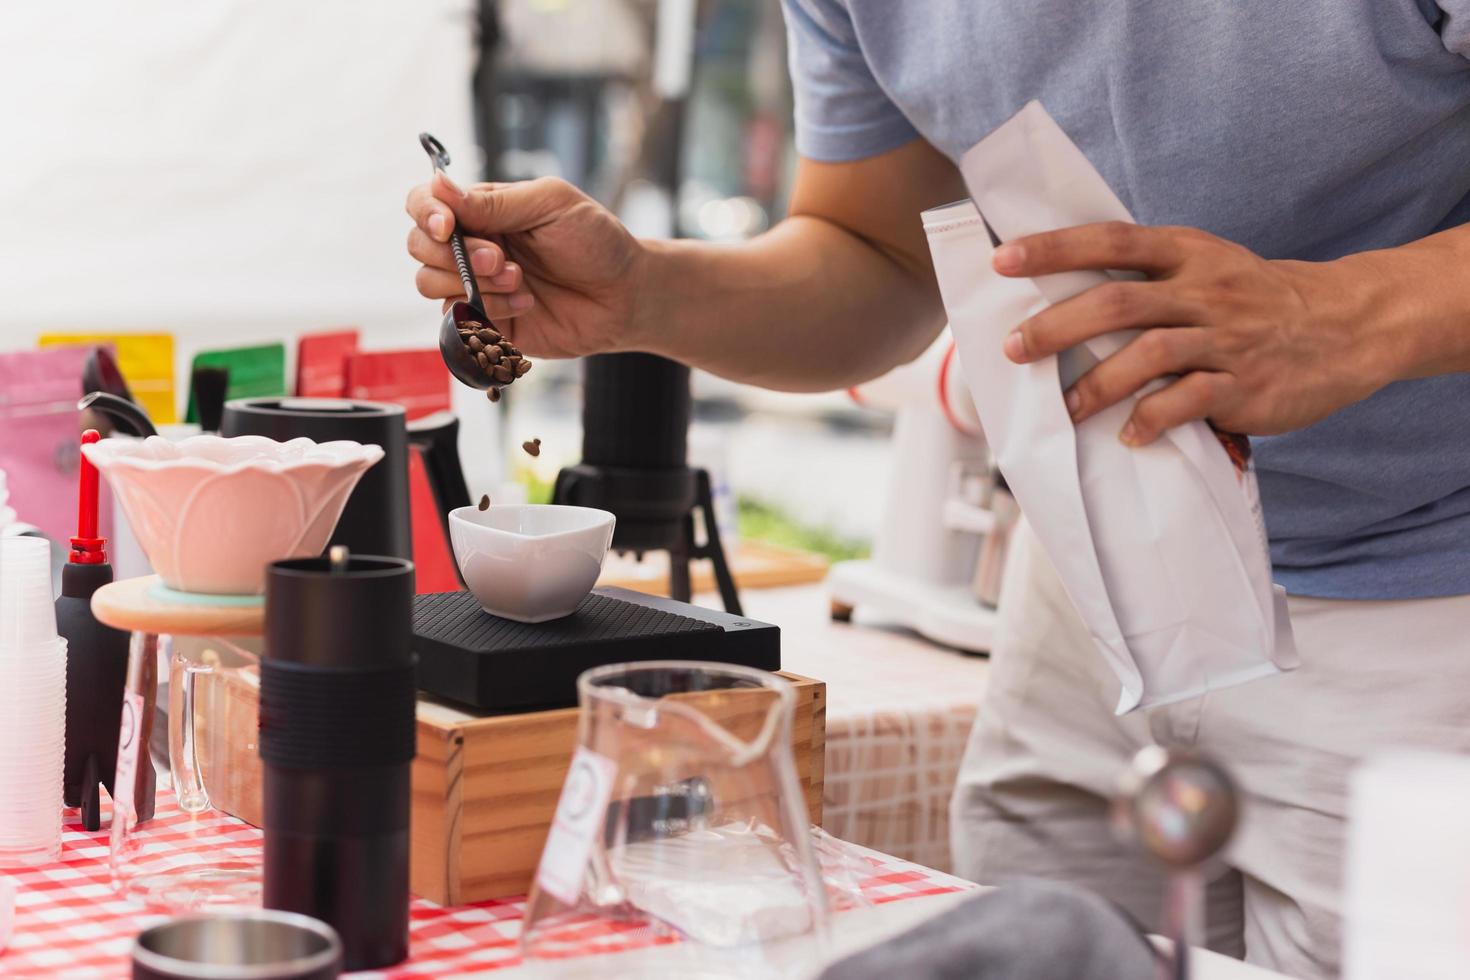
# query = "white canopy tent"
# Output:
<box><xmin>0</xmin><ymin>0</ymin><xmax>508</xmax><ymax>481</ymax></box>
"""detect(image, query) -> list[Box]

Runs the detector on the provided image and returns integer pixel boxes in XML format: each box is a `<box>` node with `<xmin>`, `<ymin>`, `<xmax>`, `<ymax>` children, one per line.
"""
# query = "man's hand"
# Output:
<box><xmin>993</xmin><ymin>223</ymin><xmax>1397</xmax><ymax>445</ymax></box>
<box><xmin>406</xmin><ymin>173</ymin><xmax>646</xmax><ymax>358</ymax></box>
<box><xmin>404</xmin><ymin>138</ymin><xmax>962</xmax><ymax>390</ymax></box>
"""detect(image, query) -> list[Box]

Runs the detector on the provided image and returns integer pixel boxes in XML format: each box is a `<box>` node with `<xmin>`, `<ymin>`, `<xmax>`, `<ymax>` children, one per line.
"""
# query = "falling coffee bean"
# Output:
<box><xmin>478</xmin><ymin>494</ymin><xmax>490</xmax><ymax>511</ymax></box>
<box><xmin>487</xmin><ymin>387</ymin><xmax>501</xmax><ymax>403</ymax></box>
<box><xmin>522</xmin><ymin>438</ymin><xmax>541</xmax><ymax>458</ymax></box>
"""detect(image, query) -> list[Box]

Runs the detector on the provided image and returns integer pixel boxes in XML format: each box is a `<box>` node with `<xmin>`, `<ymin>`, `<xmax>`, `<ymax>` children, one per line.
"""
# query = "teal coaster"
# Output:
<box><xmin>148</xmin><ymin>581</ymin><xmax>264</xmax><ymax>608</ymax></box>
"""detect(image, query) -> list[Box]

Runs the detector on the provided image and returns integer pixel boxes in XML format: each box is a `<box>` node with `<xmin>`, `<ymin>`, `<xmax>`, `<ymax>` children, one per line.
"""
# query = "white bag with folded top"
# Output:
<box><xmin>924</xmin><ymin>101</ymin><xmax>1297</xmax><ymax>713</ymax></box>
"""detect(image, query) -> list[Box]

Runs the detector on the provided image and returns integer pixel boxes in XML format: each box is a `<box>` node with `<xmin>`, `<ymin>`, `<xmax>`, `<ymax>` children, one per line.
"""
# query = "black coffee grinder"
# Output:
<box><xmin>261</xmin><ymin>550</ymin><xmax>416</xmax><ymax>971</ymax></box>
<box><xmin>552</xmin><ymin>353</ymin><xmax>741</xmax><ymax>614</ymax></box>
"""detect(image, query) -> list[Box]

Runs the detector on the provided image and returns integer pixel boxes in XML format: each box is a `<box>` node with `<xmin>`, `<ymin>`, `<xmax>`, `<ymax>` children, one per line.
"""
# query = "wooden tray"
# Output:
<box><xmin>598</xmin><ymin>541</ymin><xmax>830</xmax><ymax>595</ymax></box>
<box><xmin>198</xmin><ymin>669</ymin><xmax>826</xmax><ymax>906</ymax></box>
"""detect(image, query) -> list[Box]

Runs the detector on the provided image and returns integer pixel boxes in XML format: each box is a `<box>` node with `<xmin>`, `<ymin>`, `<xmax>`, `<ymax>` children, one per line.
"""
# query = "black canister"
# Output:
<box><xmin>580</xmin><ymin>353</ymin><xmax>690</xmax><ymax>469</ymax></box>
<box><xmin>261</xmin><ymin>553</ymin><xmax>416</xmax><ymax>971</ymax></box>
<box><xmin>556</xmin><ymin>354</ymin><xmax>698</xmax><ymax>553</ymax></box>
<box><xmin>221</xmin><ymin>398</ymin><xmax>412</xmax><ymax>560</ymax></box>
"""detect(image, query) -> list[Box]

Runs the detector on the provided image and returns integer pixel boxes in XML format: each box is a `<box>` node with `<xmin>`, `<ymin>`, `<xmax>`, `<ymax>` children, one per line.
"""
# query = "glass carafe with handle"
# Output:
<box><xmin>521</xmin><ymin>661</ymin><xmax>829</xmax><ymax>978</ymax></box>
<box><xmin>110</xmin><ymin>632</ymin><xmax>263</xmax><ymax>911</ymax></box>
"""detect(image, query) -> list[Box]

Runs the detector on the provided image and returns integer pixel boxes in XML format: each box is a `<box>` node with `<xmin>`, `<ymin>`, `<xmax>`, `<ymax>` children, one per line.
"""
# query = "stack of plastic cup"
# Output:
<box><xmin>0</xmin><ymin>537</ymin><xmax>68</xmax><ymax>865</ymax></box>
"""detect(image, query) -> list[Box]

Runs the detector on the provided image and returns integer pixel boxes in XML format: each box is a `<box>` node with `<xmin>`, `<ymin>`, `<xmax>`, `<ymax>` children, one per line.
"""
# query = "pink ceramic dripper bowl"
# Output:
<box><xmin>83</xmin><ymin>435</ymin><xmax>384</xmax><ymax>595</ymax></box>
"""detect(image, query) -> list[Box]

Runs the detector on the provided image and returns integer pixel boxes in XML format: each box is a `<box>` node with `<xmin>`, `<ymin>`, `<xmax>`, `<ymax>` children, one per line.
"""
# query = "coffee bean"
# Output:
<box><xmin>498</xmin><ymin>341</ymin><xmax>515</xmax><ymax>355</ymax></box>
<box><xmin>487</xmin><ymin>387</ymin><xmax>501</xmax><ymax>403</ymax></box>
<box><xmin>461</xmin><ymin>320</ymin><xmax>483</xmax><ymax>331</ymax></box>
<box><xmin>514</xmin><ymin>359</ymin><xmax>532</xmax><ymax>376</ymax></box>
<box><xmin>478</xmin><ymin>494</ymin><xmax>491</xmax><ymax>511</ymax></box>
<box><xmin>475</xmin><ymin>352</ymin><xmax>490</xmax><ymax>370</ymax></box>
<box><xmin>483</xmin><ymin>347</ymin><xmax>502</xmax><ymax>365</ymax></box>
<box><xmin>476</xmin><ymin>329</ymin><xmax>498</xmax><ymax>345</ymax></box>
<box><xmin>522</xmin><ymin>438</ymin><xmax>541</xmax><ymax>458</ymax></box>
<box><xmin>467</xmin><ymin>336</ymin><xmax>484</xmax><ymax>353</ymax></box>
<box><xmin>492</xmin><ymin>364</ymin><xmax>514</xmax><ymax>383</ymax></box>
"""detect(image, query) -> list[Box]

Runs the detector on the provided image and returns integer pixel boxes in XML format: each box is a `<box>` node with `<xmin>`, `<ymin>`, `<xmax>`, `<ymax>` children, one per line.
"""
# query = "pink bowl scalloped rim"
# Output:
<box><xmin>83</xmin><ymin>435</ymin><xmax>384</xmax><ymax>595</ymax></box>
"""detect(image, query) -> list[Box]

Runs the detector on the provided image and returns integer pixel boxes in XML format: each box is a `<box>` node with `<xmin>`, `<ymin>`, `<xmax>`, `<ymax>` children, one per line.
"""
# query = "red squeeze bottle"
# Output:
<box><xmin>70</xmin><ymin>430</ymin><xmax>105</xmax><ymax>563</ymax></box>
<box><xmin>58</xmin><ymin>430</ymin><xmax>134</xmax><ymax>830</ymax></box>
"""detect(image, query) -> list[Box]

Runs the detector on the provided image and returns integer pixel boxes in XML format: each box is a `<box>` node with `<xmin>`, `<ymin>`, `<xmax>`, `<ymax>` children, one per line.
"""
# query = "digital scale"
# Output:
<box><xmin>412</xmin><ymin>586</ymin><xmax>780</xmax><ymax>712</ymax></box>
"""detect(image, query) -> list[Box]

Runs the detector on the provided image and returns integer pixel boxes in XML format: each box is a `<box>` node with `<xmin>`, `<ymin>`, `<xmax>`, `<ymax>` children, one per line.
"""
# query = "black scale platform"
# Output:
<box><xmin>412</xmin><ymin>586</ymin><xmax>780</xmax><ymax>712</ymax></box>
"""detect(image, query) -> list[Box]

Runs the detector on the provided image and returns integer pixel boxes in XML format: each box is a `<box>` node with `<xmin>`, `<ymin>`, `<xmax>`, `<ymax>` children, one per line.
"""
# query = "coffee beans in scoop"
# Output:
<box><xmin>454</xmin><ymin>317</ymin><xmax>532</xmax><ymax>400</ymax></box>
<box><xmin>522</xmin><ymin>438</ymin><xmax>541</xmax><ymax>458</ymax></box>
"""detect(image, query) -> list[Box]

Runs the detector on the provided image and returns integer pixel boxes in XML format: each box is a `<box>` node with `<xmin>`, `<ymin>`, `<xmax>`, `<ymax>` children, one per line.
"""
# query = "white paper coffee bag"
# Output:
<box><xmin>924</xmin><ymin>101</ymin><xmax>1297</xmax><ymax>712</ymax></box>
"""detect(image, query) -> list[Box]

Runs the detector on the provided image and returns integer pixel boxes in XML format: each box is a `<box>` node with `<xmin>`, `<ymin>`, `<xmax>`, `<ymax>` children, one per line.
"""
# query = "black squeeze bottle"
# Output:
<box><xmin>59</xmin><ymin>430</ymin><xmax>131</xmax><ymax>831</ymax></box>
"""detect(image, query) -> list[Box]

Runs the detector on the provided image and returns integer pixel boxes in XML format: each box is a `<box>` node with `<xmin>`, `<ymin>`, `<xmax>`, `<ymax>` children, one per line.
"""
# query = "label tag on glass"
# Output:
<box><xmin>535</xmin><ymin>746</ymin><xmax>617</xmax><ymax>904</ymax></box>
<box><xmin>112</xmin><ymin>690</ymin><xmax>145</xmax><ymax>816</ymax></box>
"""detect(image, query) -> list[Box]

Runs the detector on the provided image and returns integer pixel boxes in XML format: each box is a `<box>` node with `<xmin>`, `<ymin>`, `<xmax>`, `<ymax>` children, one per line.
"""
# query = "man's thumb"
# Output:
<box><xmin>432</xmin><ymin>172</ymin><xmax>567</xmax><ymax>236</ymax></box>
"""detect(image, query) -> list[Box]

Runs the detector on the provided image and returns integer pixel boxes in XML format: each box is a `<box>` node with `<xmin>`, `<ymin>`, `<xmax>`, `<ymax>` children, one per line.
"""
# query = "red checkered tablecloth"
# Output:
<box><xmin>0</xmin><ymin>791</ymin><xmax>974</xmax><ymax>978</ymax></box>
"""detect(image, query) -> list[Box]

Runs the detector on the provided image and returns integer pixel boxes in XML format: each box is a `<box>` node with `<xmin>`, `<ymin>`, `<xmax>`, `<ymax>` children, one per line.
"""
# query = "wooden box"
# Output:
<box><xmin>199</xmin><ymin>671</ymin><xmax>826</xmax><ymax>906</ymax></box>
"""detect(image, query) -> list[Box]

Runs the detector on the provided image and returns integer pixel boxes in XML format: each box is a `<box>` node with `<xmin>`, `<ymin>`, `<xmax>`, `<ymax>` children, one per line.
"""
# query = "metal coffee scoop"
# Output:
<box><xmin>1113</xmin><ymin>746</ymin><xmax>1239</xmax><ymax>980</ymax></box>
<box><xmin>418</xmin><ymin>132</ymin><xmax>519</xmax><ymax>396</ymax></box>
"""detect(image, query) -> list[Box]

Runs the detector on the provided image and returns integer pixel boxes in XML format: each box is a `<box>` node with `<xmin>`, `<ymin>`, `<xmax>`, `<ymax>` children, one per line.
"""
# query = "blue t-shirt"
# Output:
<box><xmin>783</xmin><ymin>0</ymin><xmax>1470</xmax><ymax>600</ymax></box>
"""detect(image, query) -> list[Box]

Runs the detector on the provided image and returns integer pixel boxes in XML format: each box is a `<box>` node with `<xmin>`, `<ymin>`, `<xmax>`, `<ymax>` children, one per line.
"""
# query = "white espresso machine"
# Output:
<box><xmin>826</xmin><ymin>331</ymin><xmax>1015</xmax><ymax>654</ymax></box>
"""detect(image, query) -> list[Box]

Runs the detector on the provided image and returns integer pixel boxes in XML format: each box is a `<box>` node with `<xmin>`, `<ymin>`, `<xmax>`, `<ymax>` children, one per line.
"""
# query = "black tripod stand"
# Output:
<box><xmin>552</xmin><ymin>353</ymin><xmax>742</xmax><ymax>615</ymax></box>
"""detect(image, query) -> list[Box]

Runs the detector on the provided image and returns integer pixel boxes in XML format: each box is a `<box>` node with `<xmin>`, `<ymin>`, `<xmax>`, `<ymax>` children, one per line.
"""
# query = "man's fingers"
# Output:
<box><xmin>1005</xmin><ymin>281</ymin><xmax>1199</xmax><ymax>362</ymax></box>
<box><xmin>416</xmin><ymin>267</ymin><xmax>535</xmax><ymax>313</ymax></box>
<box><xmin>406</xmin><ymin>182</ymin><xmax>456</xmax><ymax>243</ymax></box>
<box><xmin>406</xmin><ymin>228</ymin><xmax>507</xmax><ymax>278</ymax></box>
<box><xmin>1065</xmin><ymin>328</ymin><xmax>1213</xmax><ymax>423</ymax></box>
<box><xmin>430</xmin><ymin>290</ymin><xmax>537</xmax><ymax>320</ymax></box>
<box><xmin>994</xmin><ymin>222</ymin><xmax>1187</xmax><ymax>278</ymax></box>
<box><xmin>432</xmin><ymin>173</ymin><xmax>574</xmax><ymax>238</ymax></box>
<box><xmin>1121</xmin><ymin>370</ymin><xmax>1232</xmax><ymax>446</ymax></box>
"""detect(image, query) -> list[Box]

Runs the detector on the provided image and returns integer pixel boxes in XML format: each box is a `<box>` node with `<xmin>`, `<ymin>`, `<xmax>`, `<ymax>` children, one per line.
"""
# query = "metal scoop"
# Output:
<box><xmin>418</xmin><ymin>132</ymin><xmax>526</xmax><ymax>396</ymax></box>
<box><xmin>1113</xmin><ymin>746</ymin><xmax>1240</xmax><ymax>980</ymax></box>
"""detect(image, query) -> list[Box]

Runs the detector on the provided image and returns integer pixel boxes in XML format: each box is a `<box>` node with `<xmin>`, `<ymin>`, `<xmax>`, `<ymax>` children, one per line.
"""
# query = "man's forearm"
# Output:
<box><xmin>1328</xmin><ymin>222</ymin><xmax>1470</xmax><ymax>385</ymax></box>
<box><xmin>631</xmin><ymin>214</ymin><xmax>947</xmax><ymax>392</ymax></box>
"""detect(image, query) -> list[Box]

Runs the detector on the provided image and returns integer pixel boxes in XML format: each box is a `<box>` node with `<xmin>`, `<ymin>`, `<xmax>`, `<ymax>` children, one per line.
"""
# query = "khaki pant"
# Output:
<box><xmin>951</xmin><ymin>525</ymin><xmax>1470</xmax><ymax>979</ymax></box>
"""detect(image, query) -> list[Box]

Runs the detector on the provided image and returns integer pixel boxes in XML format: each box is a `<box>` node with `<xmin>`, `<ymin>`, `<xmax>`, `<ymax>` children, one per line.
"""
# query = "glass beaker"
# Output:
<box><xmin>521</xmin><ymin>661</ymin><xmax>829</xmax><ymax>978</ymax></box>
<box><xmin>110</xmin><ymin>632</ymin><xmax>263</xmax><ymax>912</ymax></box>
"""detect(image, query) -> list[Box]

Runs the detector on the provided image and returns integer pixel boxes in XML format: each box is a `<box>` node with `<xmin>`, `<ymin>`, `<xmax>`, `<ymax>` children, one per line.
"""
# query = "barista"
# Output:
<box><xmin>407</xmin><ymin>4</ymin><xmax>1470</xmax><ymax>977</ymax></box>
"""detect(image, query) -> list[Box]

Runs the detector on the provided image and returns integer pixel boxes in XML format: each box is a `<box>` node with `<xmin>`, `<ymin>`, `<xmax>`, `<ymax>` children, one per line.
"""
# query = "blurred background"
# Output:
<box><xmin>0</xmin><ymin>0</ymin><xmax>889</xmax><ymax>562</ymax></box>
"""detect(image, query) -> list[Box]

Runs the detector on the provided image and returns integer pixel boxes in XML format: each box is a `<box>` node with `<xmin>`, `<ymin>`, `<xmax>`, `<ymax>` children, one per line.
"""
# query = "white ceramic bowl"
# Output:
<box><xmin>82</xmin><ymin>435</ymin><xmax>383</xmax><ymax>595</ymax></box>
<box><xmin>449</xmin><ymin>504</ymin><xmax>615</xmax><ymax>623</ymax></box>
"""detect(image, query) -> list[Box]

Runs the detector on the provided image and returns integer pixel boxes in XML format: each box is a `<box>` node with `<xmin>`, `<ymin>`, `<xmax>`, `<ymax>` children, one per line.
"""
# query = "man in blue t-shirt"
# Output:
<box><xmin>407</xmin><ymin>3</ymin><xmax>1470</xmax><ymax>975</ymax></box>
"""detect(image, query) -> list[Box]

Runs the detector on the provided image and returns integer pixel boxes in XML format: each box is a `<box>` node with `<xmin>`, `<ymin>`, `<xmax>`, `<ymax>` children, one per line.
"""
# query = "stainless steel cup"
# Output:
<box><xmin>131</xmin><ymin>911</ymin><xmax>342</xmax><ymax>980</ymax></box>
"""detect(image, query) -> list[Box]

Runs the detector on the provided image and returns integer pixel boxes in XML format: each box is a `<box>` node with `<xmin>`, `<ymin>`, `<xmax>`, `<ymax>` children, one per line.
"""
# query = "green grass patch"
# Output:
<box><xmin>519</xmin><ymin>469</ymin><xmax>555</xmax><ymax>505</ymax></box>
<box><xmin>737</xmin><ymin>496</ymin><xmax>870</xmax><ymax>562</ymax></box>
